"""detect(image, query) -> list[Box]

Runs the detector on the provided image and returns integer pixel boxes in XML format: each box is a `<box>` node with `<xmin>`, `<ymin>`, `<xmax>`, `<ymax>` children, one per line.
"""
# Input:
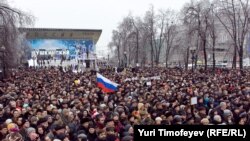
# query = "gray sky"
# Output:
<box><xmin>10</xmin><ymin>0</ymin><xmax>189</xmax><ymax>55</ymax></box>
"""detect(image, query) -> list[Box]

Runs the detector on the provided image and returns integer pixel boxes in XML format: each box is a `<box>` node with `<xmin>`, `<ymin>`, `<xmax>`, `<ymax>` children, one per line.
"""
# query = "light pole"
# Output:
<box><xmin>0</xmin><ymin>45</ymin><xmax>6</xmax><ymax>78</ymax></box>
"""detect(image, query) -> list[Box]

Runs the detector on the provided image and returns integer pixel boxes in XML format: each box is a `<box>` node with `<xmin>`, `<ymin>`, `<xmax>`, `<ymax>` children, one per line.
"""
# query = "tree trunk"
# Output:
<box><xmin>117</xmin><ymin>46</ymin><xmax>121</xmax><ymax>67</ymax></box>
<box><xmin>165</xmin><ymin>44</ymin><xmax>170</xmax><ymax>68</ymax></box>
<box><xmin>165</xmin><ymin>53</ymin><xmax>169</xmax><ymax>68</ymax></box>
<box><xmin>212</xmin><ymin>41</ymin><xmax>216</xmax><ymax>74</ymax></box>
<box><xmin>155</xmin><ymin>51</ymin><xmax>160</xmax><ymax>66</ymax></box>
<box><xmin>203</xmin><ymin>39</ymin><xmax>207</xmax><ymax>70</ymax></box>
<box><xmin>194</xmin><ymin>55</ymin><xmax>198</xmax><ymax>69</ymax></box>
<box><xmin>128</xmin><ymin>47</ymin><xmax>131</xmax><ymax>66</ymax></box>
<box><xmin>185</xmin><ymin>47</ymin><xmax>190</xmax><ymax>71</ymax></box>
<box><xmin>150</xmin><ymin>39</ymin><xmax>154</xmax><ymax>67</ymax></box>
<box><xmin>239</xmin><ymin>45</ymin><xmax>243</xmax><ymax>70</ymax></box>
<box><xmin>232</xmin><ymin>46</ymin><xmax>237</xmax><ymax>69</ymax></box>
<box><xmin>136</xmin><ymin>31</ymin><xmax>139</xmax><ymax>66</ymax></box>
<box><xmin>195</xmin><ymin>36</ymin><xmax>199</xmax><ymax>69</ymax></box>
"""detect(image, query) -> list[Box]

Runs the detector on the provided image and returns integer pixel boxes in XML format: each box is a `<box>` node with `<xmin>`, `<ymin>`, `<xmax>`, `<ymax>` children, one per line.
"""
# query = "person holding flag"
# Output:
<box><xmin>96</xmin><ymin>73</ymin><xmax>119</xmax><ymax>93</ymax></box>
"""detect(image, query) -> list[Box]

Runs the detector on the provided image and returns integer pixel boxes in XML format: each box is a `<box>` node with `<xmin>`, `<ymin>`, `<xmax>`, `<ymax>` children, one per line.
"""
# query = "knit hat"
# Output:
<box><xmin>7</xmin><ymin>123</ymin><xmax>19</xmax><ymax>133</ymax></box>
<box><xmin>78</xmin><ymin>133</ymin><xmax>87</xmax><ymax>139</ymax></box>
<box><xmin>223</xmin><ymin>109</ymin><xmax>232</xmax><ymax>117</ymax></box>
<box><xmin>239</xmin><ymin>112</ymin><xmax>247</xmax><ymax>118</ymax></box>
<box><xmin>124</xmin><ymin>124</ymin><xmax>132</xmax><ymax>132</ymax></box>
<box><xmin>173</xmin><ymin>115</ymin><xmax>182</xmax><ymax>123</ymax></box>
<box><xmin>26</xmin><ymin>127</ymin><xmax>36</xmax><ymax>135</ymax></box>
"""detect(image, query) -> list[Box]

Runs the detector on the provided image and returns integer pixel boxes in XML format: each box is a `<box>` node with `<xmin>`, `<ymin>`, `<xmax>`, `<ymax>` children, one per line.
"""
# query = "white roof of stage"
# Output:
<box><xmin>19</xmin><ymin>28</ymin><xmax>102</xmax><ymax>44</ymax></box>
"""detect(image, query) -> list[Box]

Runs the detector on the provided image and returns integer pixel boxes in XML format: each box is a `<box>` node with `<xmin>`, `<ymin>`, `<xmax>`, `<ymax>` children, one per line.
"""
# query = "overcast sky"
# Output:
<box><xmin>10</xmin><ymin>0</ymin><xmax>189</xmax><ymax>55</ymax></box>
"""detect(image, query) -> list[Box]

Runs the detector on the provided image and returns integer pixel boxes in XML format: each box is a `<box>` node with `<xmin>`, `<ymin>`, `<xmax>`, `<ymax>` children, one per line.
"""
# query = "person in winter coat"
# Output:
<box><xmin>78</xmin><ymin>117</ymin><xmax>91</xmax><ymax>134</ymax></box>
<box><xmin>4</xmin><ymin>123</ymin><xmax>23</xmax><ymax>141</ymax></box>
<box><xmin>106</xmin><ymin>127</ymin><xmax>119</xmax><ymax>141</ymax></box>
<box><xmin>121</xmin><ymin>124</ymin><xmax>133</xmax><ymax>138</ymax></box>
<box><xmin>0</xmin><ymin>123</ymin><xmax>8</xmax><ymax>140</ymax></box>
<box><xmin>95</xmin><ymin>129</ymin><xmax>107</xmax><ymax>141</ymax></box>
<box><xmin>87</xmin><ymin>124</ymin><xmax>97</xmax><ymax>141</ymax></box>
<box><xmin>26</xmin><ymin>127</ymin><xmax>40</xmax><ymax>141</ymax></box>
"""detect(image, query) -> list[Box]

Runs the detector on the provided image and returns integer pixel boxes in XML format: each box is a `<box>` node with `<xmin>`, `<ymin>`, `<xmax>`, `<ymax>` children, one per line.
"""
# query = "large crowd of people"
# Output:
<box><xmin>0</xmin><ymin>67</ymin><xmax>249</xmax><ymax>141</ymax></box>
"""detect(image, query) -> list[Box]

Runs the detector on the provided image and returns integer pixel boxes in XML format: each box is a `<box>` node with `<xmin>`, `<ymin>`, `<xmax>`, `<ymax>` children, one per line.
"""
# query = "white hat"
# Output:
<box><xmin>155</xmin><ymin>117</ymin><xmax>162</xmax><ymax>121</ymax></box>
<box><xmin>213</xmin><ymin>115</ymin><xmax>221</xmax><ymax>122</ymax></box>
<box><xmin>100</xmin><ymin>104</ymin><xmax>106</xmax><ymax>108</ymax></box>
<box><xmin>180</xmin><ymin>105</ymin><xmax>185</xmax><ymax>109</ymax></box>
<box><xmin>201</xmin><ymin>118</ymin><xmax>209</xmax><ymax>124</ymax></box>
<box><xmin>6</xmin><ymin>119</ymin><xmax>13</xmax><ymax>124</ymax></box>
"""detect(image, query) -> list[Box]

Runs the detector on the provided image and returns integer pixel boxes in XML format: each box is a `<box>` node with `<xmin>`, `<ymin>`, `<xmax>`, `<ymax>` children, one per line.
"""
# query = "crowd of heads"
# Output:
<box><xmin>0</xmin><ymin>67</ymin><xmax>250</xmax><ymax>141</ymax></box>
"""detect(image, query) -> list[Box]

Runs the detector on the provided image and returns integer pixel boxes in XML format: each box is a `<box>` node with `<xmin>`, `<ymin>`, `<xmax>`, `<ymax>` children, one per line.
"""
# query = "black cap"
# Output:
<box><xmin>105</xmin><ymin>118</ymin><xmax>113</xmax><ymax>123</ymax></box>
<box><xmin>81</xmin><ymin>118</ymin><xmax>90</xmax><ymax>124</ymax></box>
<box><xmin>54</xmin><ymin>124</ymin><xmax>65</xmax><ymax>131</ymax></box>
<box><xmin>122</xmin><ymin>136</ymin><xmax>133</xmax><ymax>141</ymax></box>
<box><xmin>37</xmin><ymin>118</ymin><xmax>47</xmax><ymax>125</ymax></box>
<box><xmin>89</xmin><ymin>123</ymin><xmax>96</xmax><ymax>129</ymax></box>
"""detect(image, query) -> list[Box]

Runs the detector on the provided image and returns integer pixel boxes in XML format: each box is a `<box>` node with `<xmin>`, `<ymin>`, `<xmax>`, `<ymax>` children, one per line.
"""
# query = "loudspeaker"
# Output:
<box><xmin>85</xmin><ymin>60</ymin><xmax>90</xmax><ymax>68</ymax></box>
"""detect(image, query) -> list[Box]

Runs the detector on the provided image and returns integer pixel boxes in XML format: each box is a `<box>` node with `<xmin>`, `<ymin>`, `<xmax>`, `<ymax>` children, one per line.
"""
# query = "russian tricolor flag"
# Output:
<box><xmin>97</xmin><ymin>73</ymin><xmax>119</xmax><ymax>93</ymax></box>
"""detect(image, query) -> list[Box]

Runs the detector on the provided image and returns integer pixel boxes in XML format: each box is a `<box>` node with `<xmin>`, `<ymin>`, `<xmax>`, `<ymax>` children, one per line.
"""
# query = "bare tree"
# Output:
<box><xmin>155</xmin><ymin>9</ymin><xmax>167</xmax><ymax>65</ymax></box>
<box><xmin>110</xmin><ymin>15</ymin><xmax>147</xmax><ymax>67</ymax></box>
<box><xmin>208</xmin><ymin>4</ymin><xmax>217</xmax><ymax>73</ymax></box>
<box><xmin>118</xmin><ymin>16</ymin><xmax>135</xmax><ymax>67</ymax></box>
<box><xmin>0</xmin><ymin>0</ymin><xmax>33</xmax><ymax>77</ymax></box>
<box><xmin>109</xmin><ymin>30</ymin><xmax>122</xmax><ymax>66</ymax></box>
<box><xmin>16</xmin><ymin>33</ymin><xmax>32</xmax><ymax>64</ymax></box>
<box><xmin>126</xmin><ymin>16</ymin><xmax>139</xmax><ymax>66</ymax></box>
<box><xmin>143</xmin><ymin>5</ymin><xmax>157</xmax><ymax>67</ymax></box>
<box><xmin>143</xmin><ymin>5</ymin><xmax>171</xmax><ymax>66</ymax></box>
<box><xmin>178</xmin><ymin>25</ymin><xmax>194</xmax><ymax>70</ymax></box>
<box><xmin>138</xmin><ymin>18</ymin><xmax>151</xmax><ymax>67</ymax></box>
<box><xmin>164</xmin><ymin>9</ymin><xmax>178</xmax><ymax>68</ymax></box>
<box><xmin>183</xmin><ymin>0</ymin><xmax>213</xmax><ymax>70</ymax></box>
<box><xmin>215</xmin><ymin>0</ymin><xmax>250</xmax><ymax>69</ymax></box>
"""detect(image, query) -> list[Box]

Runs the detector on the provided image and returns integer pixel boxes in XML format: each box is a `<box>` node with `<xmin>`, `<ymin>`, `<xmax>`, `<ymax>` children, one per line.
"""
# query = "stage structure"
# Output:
<box><xmin>19</xmin><ymin>28</ymin><xmax>102</xmax><ymax>69</ymax></box>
